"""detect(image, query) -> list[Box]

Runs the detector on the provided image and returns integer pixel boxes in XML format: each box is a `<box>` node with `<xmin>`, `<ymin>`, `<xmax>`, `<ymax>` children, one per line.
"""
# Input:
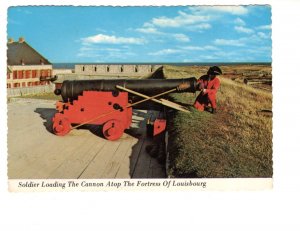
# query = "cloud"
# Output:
<box><xmin>103</xmin><ymin>48</ymin><xmax>122</xmax><ymax>52</ymax></box>
<box><xmin>137</xmin><ymin>6</ymin><xmax>248</xmax><ymax>34</ymax></box>
<box><xmin>135</xmin><ymin>8</ymin><xmax>212</xmax><ymax>43</ymax></box>
<box><xmin>234</xmin><ymin>26</ymin><xmax>254</xmax><ymax>34</ymax></box>
<box><xmin>148</xmin><ymin>45</ymin><xmax>219</xmax><ymax>57</ymax></box>
<box><xmin>81</xmin><ymin>34</ymin><xmax>145</xmax><ymax>45</ymax></box>
<box><xmin>187</xmin><ymin>23</ymin><xmax>212</xmax><ymax>31</ymax></box>
<box><xmin>24</xmin><ymin>10</ymin><xmax>32</xmax><ymax>15</ymax></box>
<box><xmin>77</xmin><ymin>52</ymin><xmax>101</xmax><ymax>58</ymax></box>
<box><xmin>136</xmin><ymin>27</ymin><xmax>162</xmax><ymax>34</ymax></box>
<box><xmin>173</xmin><ymin>34</ymin><xmax>190</xmax><ymax>42</ymax></box>
<box><xmin>135</xmin><ymin>7</ymin><xmax>212</xmax><ymax>44</ymax></box>
<box><xmin>214</xmin><ymin>38</ymin><xmax>245</xmax><ymax>46</ymax></box>
<box><xmin>149</xmin><ymin>49</ymin><xmax>182</xmax><ymax>56</ymax></box>
<box><xmin>213</xmin><ymin>6</ymin><xmax>249</xmax><ymax>15</ymax></box>
<box><xmin>189</xmin><ymin>6</ymin><xmax>249</xmax><ymax>15</ymax></box>
<box><xmin>17</xmin><ymin>8</ymin><xmax>32</xmax><ymax>14</ymax></box>
<box><xmin>151</xmin><ymin>10</ymin><xmax>210</xmax><ymax>28</ymax></box>
<box><xmin>214</xmin><ymin>50</ymin><xmax>240</xmax><ymax>57</ymax></box>
<box><xmin>256</xmin><ymin>25</ymin><xmax>272</xmax><ymax>30</ymax></box>
<box><xmin>182</xmin><ymin>45</ymin><xmax>218</xmax><ymax>51</ymax></box>
<box><xmin>136</xmin><ymin>25</ymin><xmax>190</xmax><ymax>43</ymax></box>
<box><xmin>77</xmin><ymin>43</ymin><xmax>137</xmax><ymax>60</ymax></box>
<box><xmin>257</xmin><ymin>32</ymin><xmax>270</xmax><ymax>39</ymax></box>
<box><xmin>244</xmin><ymin>46</ymin><xmax>272</xmax><ymax>54</ymax></box>
<box><xmin>8</xmin><ymin>18</ymin><xmax>21</xmax><ymax>25</ymax></box>
<box><xmin>234</xmin><ymin>18</ymin><xmax>246</xmax><ymax>26</ymax></box>
<box><xmin>239</xmin><ymin>33</ymin><xmax>270</xmax><ymax>43</ymax></box>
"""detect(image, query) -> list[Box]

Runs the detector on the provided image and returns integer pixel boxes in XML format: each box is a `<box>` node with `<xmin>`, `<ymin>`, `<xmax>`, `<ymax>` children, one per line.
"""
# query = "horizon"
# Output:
<box><xmin>8</xmin><ymin>6</ymin><xmax>272</xmax><ymax>63</ymax></box>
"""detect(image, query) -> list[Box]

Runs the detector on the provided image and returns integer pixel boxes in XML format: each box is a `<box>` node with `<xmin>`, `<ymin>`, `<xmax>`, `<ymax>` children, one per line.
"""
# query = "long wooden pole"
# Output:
<box><xmin>116</xmin><ymin>85</ymin><xmax>190</xmax><ymax>113</ymax></box>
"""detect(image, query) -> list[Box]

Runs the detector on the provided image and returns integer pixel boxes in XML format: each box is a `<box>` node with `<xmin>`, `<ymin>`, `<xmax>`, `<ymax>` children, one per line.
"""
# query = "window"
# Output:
<box><xmin>82</xmin><ymin>66</ymin><xmax>85</xmax><ymax>72</ymax></box>
<box><xmin>134</xmin><ymin>66</ymin><xmax>138</xmax><ymax>72</ymax></box>
<box><xmin>120</xmin><ymin>66</ymin><xmax>124</xmax><ymax>72</ymax></box>
<box><xmin>13</xmin><ymin>71</ymin><xmax>18</xmax><ymax>79</ymax></box>
<box><xmin>94</xmin><ymin>66</ymin><xmax>97</xmax><ymax>72</ymax></box>
<box><xmin>14</xmin><ymin>83</ymin><xmax>20</xmax><ymax>88</ymax></box>
<box><xmin>25</xmin><ymin>70</ymin><xmax>31</xmax><ymax>78</ymax></box>
<box><xmin>32</xmin><ymin>70</ymin><xmax>37</xmax><ymax>78</ymax></box>
<box><xmin>18</xmin><ymin>71</ymin><xmax>24</xmax><ymax>79</ymax></box>
<box><xmin>40</xmin><ymin>70</ymin><xmax>46</xmax><ymax>77</ymax></box>
<box><xmin>106</xmin><ymin>65</ymin><xmax>110</xmax><ymax>72</ymax></box>
<box><xmin>7</xmin><ymin>84</ymin><xmax>11</xmax><ymax>88</ymax></box>
<box><xmin>7</xmin><ymin>73</ymin><xmax>10</xmax><ymax>79</ymax></box>
<box><xmin>22</xmin><ymin>82</ymin><xmax>26</xmax><ymax>87</ymax></box>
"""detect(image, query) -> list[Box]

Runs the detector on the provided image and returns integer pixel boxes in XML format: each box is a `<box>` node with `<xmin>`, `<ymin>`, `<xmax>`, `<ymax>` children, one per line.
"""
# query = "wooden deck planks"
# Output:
<box><xmin>47</xmin><ymin>137</ymin><xmax>107</xmax><ymax>179</ymax></box>
<box><xmin>100</xmin><ymin>137</ymin><xmax>135</xmax><ymax>178</ymax></box>
<box><xmin>78</xmin><ymin>140</ymin><xmax>121</xmax><ymax>178</ymax></box>
<box><xmin>7</xmin><ymin>99</ymin><xmax>166</xmax><ymax>179</ymax></box>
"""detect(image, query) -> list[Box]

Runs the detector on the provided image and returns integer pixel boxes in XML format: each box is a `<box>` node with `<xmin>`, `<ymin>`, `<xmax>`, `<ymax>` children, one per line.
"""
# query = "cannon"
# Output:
<box><xmin>54</xmin><ymin>78</ymin><xmax>197</xmax><ymax>102</ymax></box>
<box><xmin>51</xmin><ymin>78</ymin><xmax>198</xmax><ymax>140</ymax></box>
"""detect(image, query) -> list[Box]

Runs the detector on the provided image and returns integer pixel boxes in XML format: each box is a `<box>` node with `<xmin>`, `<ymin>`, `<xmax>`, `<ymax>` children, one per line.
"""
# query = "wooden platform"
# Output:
<box><xmin>7</xmin><ymin>99</ymin><xmax>166</xmax><ymax>179</ymax></box>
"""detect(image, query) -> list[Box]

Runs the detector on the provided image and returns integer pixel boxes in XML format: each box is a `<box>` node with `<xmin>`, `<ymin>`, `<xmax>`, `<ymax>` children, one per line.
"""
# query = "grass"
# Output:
<box><xmin>164</xmin><ymin>65</ymin><xmax>272</xmax><ymax>178</ymax></box>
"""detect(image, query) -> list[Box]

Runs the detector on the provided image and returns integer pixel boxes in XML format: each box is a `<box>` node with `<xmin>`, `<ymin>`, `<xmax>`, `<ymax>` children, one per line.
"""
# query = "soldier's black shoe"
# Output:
<box><xmin>211</xmin><ymin>108</ymin><xmax>216</xmax><ymax>114</ymax></box>
<box><xmin>204</xmin><ymin>106</ymin><xmax>212</xmax><ymax>112</ymax></box>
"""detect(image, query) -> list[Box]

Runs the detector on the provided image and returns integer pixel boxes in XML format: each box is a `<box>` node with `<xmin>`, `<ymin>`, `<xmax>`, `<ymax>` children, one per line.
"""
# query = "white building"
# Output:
<box><xmin>7</xmin><ymin>37</ymin><xmax>53</xmax><ymax>88</ymax></box>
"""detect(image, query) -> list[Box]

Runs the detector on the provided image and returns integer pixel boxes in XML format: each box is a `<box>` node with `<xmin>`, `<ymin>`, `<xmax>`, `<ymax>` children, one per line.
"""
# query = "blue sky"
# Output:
<box><xmin>7</xmin><ymin>6</ymin><xmax>272</xmax><ymax>63</ymax></box>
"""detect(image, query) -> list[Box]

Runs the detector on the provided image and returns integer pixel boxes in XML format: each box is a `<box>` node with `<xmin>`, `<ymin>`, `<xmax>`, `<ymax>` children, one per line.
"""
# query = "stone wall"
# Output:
<box><xmin>52</xmin><ymin>69</ymin><xmax>73</xmax><ymax>75</ymax></box>
<box><xmin>7</xmin><ymin>84</ymin><xmax>55</xmax><ymax>97</ymax></box>
<box><xmin>75</xmin><ymin>64</ymin><xmax>162</xmax><ymax>76</ymax></box>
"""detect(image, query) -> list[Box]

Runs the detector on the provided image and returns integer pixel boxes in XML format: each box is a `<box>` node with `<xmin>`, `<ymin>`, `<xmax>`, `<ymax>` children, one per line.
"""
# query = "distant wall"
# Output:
<box><xmin>75</xmin><ymin>64</ymin><xmax>162</xmax><ymax>76</ymax></box>
<box><xmin>52</xmin><ymin>69</ymin><xmax>73</xmax><ymax>75</ymax></box>
<box><xmin>7</xmin><ymin>84</ymin><xmax>55</xmax><ymax>97</ymax></box>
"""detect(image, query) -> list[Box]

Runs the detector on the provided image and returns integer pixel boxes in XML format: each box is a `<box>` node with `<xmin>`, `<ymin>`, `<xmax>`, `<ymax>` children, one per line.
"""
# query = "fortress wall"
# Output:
<box><xmin>75</xmin><ymin>64</ymin><xmax>162</xmax><ymax>76</ymax></box>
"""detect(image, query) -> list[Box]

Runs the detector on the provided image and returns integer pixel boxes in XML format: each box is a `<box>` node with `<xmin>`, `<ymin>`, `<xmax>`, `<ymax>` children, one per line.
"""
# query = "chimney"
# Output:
<box><xmin>19</xmin><ymin>37</ymin><xmax>25</xmax><ymax>43</ymax></box>
<box><xmin>8</xmin><ymin>38</ymin><xmax>14</xmax><ymax>44</ymax></box>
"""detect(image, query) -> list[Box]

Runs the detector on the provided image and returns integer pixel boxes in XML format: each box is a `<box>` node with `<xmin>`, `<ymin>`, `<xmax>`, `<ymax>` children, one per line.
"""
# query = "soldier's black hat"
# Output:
<box><xmin>207</xmin><ymin>66</ymin><xmax>222</xmax><ymax>75</ymax></box>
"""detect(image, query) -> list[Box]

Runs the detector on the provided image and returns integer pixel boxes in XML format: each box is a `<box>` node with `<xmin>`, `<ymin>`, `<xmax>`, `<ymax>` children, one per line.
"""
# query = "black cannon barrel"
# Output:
<box><xmin>58</xmin><ymin>78</ymin><xmax>198</xmax><ymax>102</ymax></box>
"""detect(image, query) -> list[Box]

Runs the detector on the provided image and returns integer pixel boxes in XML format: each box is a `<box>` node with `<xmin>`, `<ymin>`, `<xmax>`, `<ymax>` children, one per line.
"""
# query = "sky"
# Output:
<box><xmin>7</xmin><ymin>6</ymin><xmax>272</xmax><ymax>63</ymax></box>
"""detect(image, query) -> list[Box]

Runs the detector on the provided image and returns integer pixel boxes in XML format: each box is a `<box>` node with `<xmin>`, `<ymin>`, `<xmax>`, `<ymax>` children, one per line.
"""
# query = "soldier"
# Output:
<box><xmin>194</xmin><ymin>66</ymin><xmax>222</xmax><ymax>114</ymax></box>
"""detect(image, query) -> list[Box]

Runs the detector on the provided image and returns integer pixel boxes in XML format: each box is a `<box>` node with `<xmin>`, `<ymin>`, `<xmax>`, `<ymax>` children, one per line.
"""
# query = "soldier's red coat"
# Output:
<box><xmin>194</xmin><ymin>75</ymin><xmax>220</xmax><ymax>111</ymax></box>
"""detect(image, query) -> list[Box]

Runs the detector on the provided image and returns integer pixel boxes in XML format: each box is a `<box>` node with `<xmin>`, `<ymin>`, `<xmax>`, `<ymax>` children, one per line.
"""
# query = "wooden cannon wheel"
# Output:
<box><xmin>102</xmin><ymin>119</ymin><xmax>124</xmax><ymax>141</ymax></box>
<box><xmin>52</xmin><ymin>113</ymin><xmax>71</xmax><ymax>136</ymax></box>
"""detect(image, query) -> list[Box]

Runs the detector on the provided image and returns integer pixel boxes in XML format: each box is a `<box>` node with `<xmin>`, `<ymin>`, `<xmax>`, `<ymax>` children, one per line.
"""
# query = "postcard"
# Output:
<box><xmin>6</xmin><ymin>5</ymin><xmax>272</xmax><ymax>191</ymax></box>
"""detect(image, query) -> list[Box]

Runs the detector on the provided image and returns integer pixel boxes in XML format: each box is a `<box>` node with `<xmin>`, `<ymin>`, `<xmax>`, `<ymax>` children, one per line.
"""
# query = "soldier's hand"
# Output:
<box><xmin>202</xmin><ymin>89</ymin><xmax>207</xmax><ymax>93</ymax></box>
